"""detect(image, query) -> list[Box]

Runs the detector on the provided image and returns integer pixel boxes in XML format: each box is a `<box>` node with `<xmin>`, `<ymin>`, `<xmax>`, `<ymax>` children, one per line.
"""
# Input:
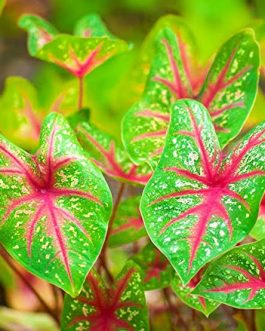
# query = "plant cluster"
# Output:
<box><xmin>1</xmin><ymin>8</ymin><xmax>265</xmax><ymax>331</ymax></box>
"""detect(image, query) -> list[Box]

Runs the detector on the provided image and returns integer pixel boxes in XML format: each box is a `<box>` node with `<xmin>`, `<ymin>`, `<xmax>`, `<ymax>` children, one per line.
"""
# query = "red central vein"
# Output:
<box><xmin>70</xmin><ymin>269</ymin><xmax>138</xmax><ymax>331</ymax></box>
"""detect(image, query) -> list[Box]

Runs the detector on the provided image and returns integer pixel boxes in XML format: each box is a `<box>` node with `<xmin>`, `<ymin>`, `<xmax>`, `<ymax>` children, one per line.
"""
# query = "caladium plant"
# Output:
<box><xmin>0</xmin><ymin>112</ymin><xmax>112</xmax><ymax>296</ymax></box>
<box><xmin>61</xmin><ymin>262</ymin><xmax>148</xmax><ymax>331</ymax></box>
<box><xmin>122</xmin><ymin>18</ymin><xmax>259</xmax><ymax>169</ymax></box>
<box><xmin>194</xmin><ymin>239</ymin><xmax>265</xmax><ymax>309</ymax></box>
<box><xmin>141</xmin><ymin>99</ymin><xmax>265</xmax><ymax>283</ymax></box>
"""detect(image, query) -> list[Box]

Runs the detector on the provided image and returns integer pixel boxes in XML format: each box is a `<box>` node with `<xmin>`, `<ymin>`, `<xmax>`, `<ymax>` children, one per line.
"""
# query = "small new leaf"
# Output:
<box><xmin>0</xmin><ymin>113</ymin><xmax>112</xmax><ymax>297</ymax></box>
<box><xmin>61</xmin><ymin>262</ymin><xmax>149</xmax><ymax>330</ymax></box>
<box><xmin>194</xmin><ymin>239</ymin><xmax>265</xmax><ymax>309</ymax></box>
<box><xmin>141</xmin><ymin>99</ymin><xmax>265</xmax><ymax>283</ymax></box>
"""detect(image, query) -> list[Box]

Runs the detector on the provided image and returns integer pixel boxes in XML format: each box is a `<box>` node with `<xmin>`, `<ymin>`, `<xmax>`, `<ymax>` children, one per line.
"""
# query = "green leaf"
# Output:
<box><xmin>194</xmin><ymin>239</ymin><xmax>265</xmax><ymax>309</ymax></box>
<box><xmin>74</xmin><ymin>13</ymin><xmax>115</xmax><ymax>38</ymax></box>
<box><xmin>109</xmin><ymin>195</ymin><xmax>146</xmax><ymax>247</ymax></box>
<box><xmin>0</xmin><ymin>113</ymin><xmax>112</xmax><ymax>297</ymax></box>
<box><xmin>140</xmin><ymin>99</ymin><xmax>265</xmax><ymax>284</ymax></box>
<box><xmin>132</xmin><ymin>242</ymin><xmax>173</xmax><ymax>290</ymax></box>
<box><xmin>18</xmin><ymin>15</ymin><xmax>58</xmax><ymax>56</ymax></box>
<box><xmin>171</xmin><ymin>269</ymin><xmax>219</xmax><ymax>316</ymax></box>
<box><xmin>75</xmin><ymin>121</ymin><xmax>152</xmax><ymax>184</ymax></box>
<box><xmin>36</xmin><ymin>34</ymin><xmax>128</xmax><ymax>78</ymax></box>
<box><xmin>0</xmin><ymin>76</ymin><xmax>42</xmax><ymax>151</ymax></box>
<box><xmin>122</xmin><ymin>26</ymin><xmax>259</xmax><ymax>169</ymax></box>
<box><xmin>250</xmin><ymin>195</ymin><xmax>265</xmax><ymax>240</ymax></box>
<box><xmin>61</xmin><ymin>261</ymin><xmax>149</xmax><ymax>330</ymax></box>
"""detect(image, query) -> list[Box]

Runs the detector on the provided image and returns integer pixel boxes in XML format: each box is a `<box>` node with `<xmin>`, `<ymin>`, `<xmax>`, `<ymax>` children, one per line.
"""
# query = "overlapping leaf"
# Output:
<box><xmin>172</xmin><ymin>269</ymin><xmax>219</xmax><ymax>316</ymax></box>
<box><xmin>194</xmin><ymin>239</ymin><xmax>265</xmax><ymax>308</ymax></box>
<box><xmin>61</xmin><ymin>262</ymin><xmax>148</xmax><ymax>331</ymax></box>
<box><xmin>75</xmin><ymin>121</ymin><xmax>152</xmax><ymax>185</ymax></box>
<box><xmin>0</xmin><ymin>112</ymin><xmax>112</xmax><ymax>297</ymax></box>
<box><xmin>132</xmin><ymin>243</ymin><xmax>173</xmax><ymax>290</ymax></box>
<box><xmin>109</xmin><ymin>196</ymin><xmax>146</xmax><ymax>247</ymax></box>
<box><xmin>122</xmin><ymin>18</ymin><xmax>259</xmax><ymax>169</ymax></box>
<box><xmin>141</xmin><ymin>99</ymin><xmax>265</xmax><ymax>284</ymax></box>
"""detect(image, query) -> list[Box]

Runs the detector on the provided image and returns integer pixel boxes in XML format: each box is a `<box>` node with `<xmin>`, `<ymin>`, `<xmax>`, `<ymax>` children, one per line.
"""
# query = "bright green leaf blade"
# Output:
<box><xmin>75</xmin><ymin>121</ymin><xmax>152</xmax><ymax>184</ymax></box>
<box><xmin>250</xmin><ymin>195</ymin><xmax>265</xmax><ymax>240</ymax></box>
<box><xmin>122</xmin><ymin>17</ymin><xmax>196</xmax><ymax>169</ymax></box>
<box><xmin>61</xmin><ymin>261</ymin><xmax>149</xmax><ymax>330</ymax></box>
<box><xmin>140</xmin><ymin>99</ymin><xmax>265</xmax><ymax>284</ymax></box>
<box><xmin>109</xmin><ymin>195</ymin><xmax>146</xmax><ymax>247</ymax></box>
<box><xmin>0</xmin><ymin>76</ymin><xmax>43</xmax><ymax>150</ymax></box>
<box><xmin>171</xmin><ymin>271</ymin><xmax>219</xmax><ymax>316</ymax></box>
<box><xmin>194</xmin><ymin>239</ymin><xmax>265</xmax><ymax>309</ymax></box>
<box><xmin>74</xmin><ymin>13</ymin><xmax>115</xmax><ymax>38</ymax></box>
<box><xmin>0</xmin><ymin>0</ymin><xmax>5</xmax><ymax>15</ymax></box>
<box><xmin>132</xmin><ymin>242</ymin><xmax>173</xmax><ymax>290</ymax></box>
<box><xmin>18</xmin><ymin>14</ymin><xmax>58</xmax><ymax>56</ymax></box>
<box><xmin>36</xmin><ymin>35</ymin><xmax>128</xmax><ymax>78</ymax></box>
<box><xmin>0</xmin><ymin>113</ymin><xmax>112</xmax><ymax>297</ymax></box>
<box><xmin>122</xmin><ymin>28</ymin><xmax>259</xmax><ymax>169</ymax></box>
<box><xmin>198</xmin><ymin>29</ymin><xmax>260</xmax><ymax>147</ymax></box>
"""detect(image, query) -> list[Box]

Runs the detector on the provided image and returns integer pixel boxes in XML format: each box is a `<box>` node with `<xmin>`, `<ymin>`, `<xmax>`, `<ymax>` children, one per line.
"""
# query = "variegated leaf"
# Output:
<box><xmin>61</xmin><ymin>262</ymin><xmax>149</xmax><ymax>330</ymax></box>
<box><xmin>0</xmin><ymin>113</ymin><xmax>112</xmax><ymax>297</ymax></box>
<box><xmin>140</xmin><ymin>99</ymin><xmax>265</xmax><ymax>284</ymax></box>
<box><xmin>18</xmin><ymin>15</ymin><xmax>58</xmax><ymax>56</ymax></box>
<box><xmin>109</xmin><ymin>196</ymin><xmax>146</xmax><ymax>247</ymax></box>
<box><xmin>74</xmin><ymin>13</ymin><xmax>115</xmax><ymax>39</ymax></box>
<box><xmin>172</xmin><ymin>269</ymin><xmax>219</xmax><ymax>316</ymax></box>
<box><xmin>132</xmin><ymin>242</ymin><xmax>173</xmax><ymax>290</ymax></box>
<box><xmin>251</xmin><ymin>195</ymin><xmax>265</xmax><ymax>241</ymax></box>
<box><xmin>194</xmin><ymin>239</ymin><xmax>265</xmax><ymax>308</ymax></box>
<box><xmin>75</xmin><ymin>121</ymin><xmax>152</xmax><ymax>185</ymax></box>
<box><xmin>122</xmin><ymin>25</ymin><xmax>259</xmax><ymax>169</ymax></box>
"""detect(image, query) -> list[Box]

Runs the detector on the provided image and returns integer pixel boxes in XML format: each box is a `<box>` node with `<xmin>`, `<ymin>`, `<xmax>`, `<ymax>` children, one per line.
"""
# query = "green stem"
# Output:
<box><xmin>77</xmin><ymin>76</ymin><xmax>84</xmax><ymax>110</ymax></box>
<box><xmin>100</xmin><ymin>183</ymin><xmax>126</xmax><ymax>282</ymax></box>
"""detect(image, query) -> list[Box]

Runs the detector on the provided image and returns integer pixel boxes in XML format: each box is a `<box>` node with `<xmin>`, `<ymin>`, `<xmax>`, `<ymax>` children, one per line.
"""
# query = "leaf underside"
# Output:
<box><xmin>141</xmin><ymin>99</ymin><xmax>265</xmax><ymax>284</ymax></box>
<box><xmin>0</xmin><ymin>113</ymin><xmax>112</xmax><ymax>296</ymax></box>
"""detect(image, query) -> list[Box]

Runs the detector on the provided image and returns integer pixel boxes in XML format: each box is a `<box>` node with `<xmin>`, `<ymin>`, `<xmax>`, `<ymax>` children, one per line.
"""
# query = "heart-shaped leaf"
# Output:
<box><xmin>75</xmin><ymin>121</ymin><xmax>152</xmax><ymax>185</ymax></box>
<box><xmin>132</xmin><ymin>242</ymin><xmax>173</xmax><ymax>290</ymax></box>
<box><xmin>61</xmin><ymin>261</ymin><xmax>149</xmax><ymax>330</ymax></box>
<box><xmin>172</xmin><ymin>269</ymin><xmax>219</xmax><ymax>316</ymax></box>
<box><xmin>122</xmin><ymin>23</ymin><xmax>259</xmax><ymax>169</ymax></box>
<box><xmin>140</xmin><ymin>99</ymin><xmax>265</xmax><ymax>284</ymax></box>
<box><xmin>0</xmin><ymin>77</ymin><xmax>42</xmax><ymax>150</ymax></box>
<box><xmin>194</xmin><ymin>239</ymin><xmax>265</xmax><ymax>308</ymax></box>
<box><xmin>250</xmin><ymin>195</ymin><xmax>265</xmax><ymax>240</ymax></box>
<box><xmin>18</xmin><ymin>15</ymin><xmax>58</xmax><ymax>56</ymax></box>
<box><xmin>0</xmin><ymin>112</ymin><xmax>112</xmax><ymax>297</ymax></box>
<box><xmin>74</xmin><ymin>13</ymin><xmax>115</xmax><ymax>38</ymax></box>
<box><xmin>109</xmin><ymin>195</ymin><xmax>146</xmax><ymax>247</ymax></box>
